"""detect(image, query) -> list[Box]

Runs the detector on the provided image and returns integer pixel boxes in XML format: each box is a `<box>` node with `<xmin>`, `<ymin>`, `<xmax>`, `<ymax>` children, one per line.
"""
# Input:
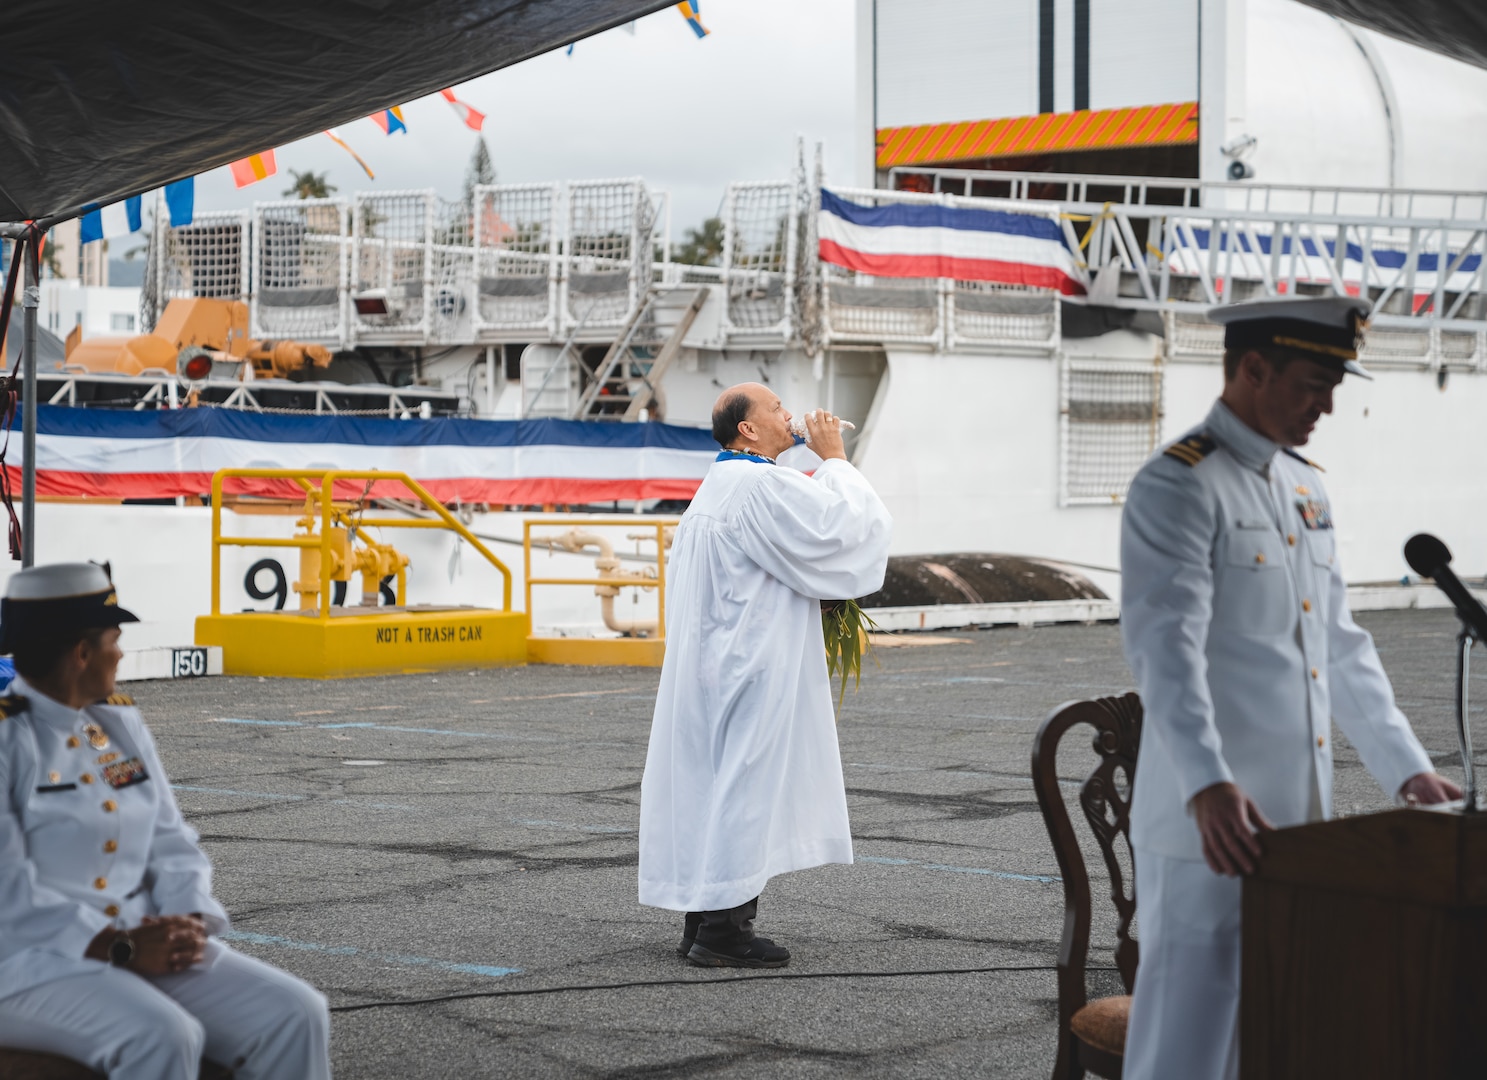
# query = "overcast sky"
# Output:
<box><xmin>191</xmin><ymin>0</ymin><xmax>858</xmax><ymax>239</ymax></box>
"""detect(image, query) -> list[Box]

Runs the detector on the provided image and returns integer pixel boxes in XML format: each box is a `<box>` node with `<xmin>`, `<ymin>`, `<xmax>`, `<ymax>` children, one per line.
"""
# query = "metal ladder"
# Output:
<box><xmin>571</xmin><ymin>288</ymin><xmax>707</xmax><ymax>421</ymax></box>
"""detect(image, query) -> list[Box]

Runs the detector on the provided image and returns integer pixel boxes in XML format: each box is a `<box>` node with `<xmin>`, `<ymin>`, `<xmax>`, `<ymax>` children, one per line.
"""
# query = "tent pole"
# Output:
<box><xmin>21</xmin><ymin>229</ymin><xmax>38</xmax><ymax>567</ymax></box>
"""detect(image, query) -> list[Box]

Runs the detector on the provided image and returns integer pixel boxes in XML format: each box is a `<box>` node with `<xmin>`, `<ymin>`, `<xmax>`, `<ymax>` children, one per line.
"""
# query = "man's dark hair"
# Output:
<box><xmin>711</xmin><ymin>391</ymin><xmax>753</xmax><ymax>447</ymax></box>
<box><xmin>12</xmin><ymin>627</ymin><xmax>103</xmax><ymax>681</ymax></box>
<box><xmin>1223</xmin><ymin>346</ymin><xmax>1296</xmax><ymax>381</ymax></box>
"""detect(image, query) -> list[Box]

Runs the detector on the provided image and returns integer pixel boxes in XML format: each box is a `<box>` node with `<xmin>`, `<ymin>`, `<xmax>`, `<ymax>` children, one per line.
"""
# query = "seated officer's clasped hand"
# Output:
<box><xmin>133</xmin><ymin>914</ymin><xmax>209</xmax><ymax>974</ymax></box>
<box><xmin>88</xmin><ymin>914</ymin><xmax>208</xmax><ymax>974</ymax></box>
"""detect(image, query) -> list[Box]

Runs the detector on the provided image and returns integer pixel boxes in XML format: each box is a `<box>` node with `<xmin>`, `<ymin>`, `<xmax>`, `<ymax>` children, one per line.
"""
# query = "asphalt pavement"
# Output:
<box><xmin>133</xmin><ymin>608</ymin><xmax>1475</xmax><ymax>1079</ymax></box>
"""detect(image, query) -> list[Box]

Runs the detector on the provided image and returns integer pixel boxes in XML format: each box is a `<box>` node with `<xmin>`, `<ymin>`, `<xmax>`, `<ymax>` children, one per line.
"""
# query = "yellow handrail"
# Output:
<box><xmin>210</xmin><ymin>468</ymin><xmax>513</xmax><ymax>619</ymax></box>
<box><xmin>524</xmin><ymin>517</ymin><xmax>679</xmax><ymax>640</ymax></box>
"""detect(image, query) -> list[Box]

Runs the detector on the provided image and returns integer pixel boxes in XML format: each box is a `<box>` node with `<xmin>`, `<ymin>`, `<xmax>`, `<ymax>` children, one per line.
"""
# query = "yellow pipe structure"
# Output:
<box><xmin>524</xmin><ymin>517</ymin><xmax>677</xmax><ymax>640</ymax></box>
<box><xmin>209</xmin><ymin>468</ymin><xmax>513</xmax><ymax>617</ymax></box>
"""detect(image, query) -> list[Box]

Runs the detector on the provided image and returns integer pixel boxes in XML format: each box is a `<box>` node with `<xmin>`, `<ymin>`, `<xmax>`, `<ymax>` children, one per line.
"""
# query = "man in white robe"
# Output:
<box><xmin>639</xmin><ymin>382</ymin><xmax>891</xmax><ymax>967</ymax></box>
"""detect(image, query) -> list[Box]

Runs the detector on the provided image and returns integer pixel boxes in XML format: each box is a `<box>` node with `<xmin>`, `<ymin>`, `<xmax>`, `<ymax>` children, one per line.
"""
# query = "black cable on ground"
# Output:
<box><xmin>330</xmin><ymin>964</ymin><xmax>1119</xmax><ymax>1013</ymax></box>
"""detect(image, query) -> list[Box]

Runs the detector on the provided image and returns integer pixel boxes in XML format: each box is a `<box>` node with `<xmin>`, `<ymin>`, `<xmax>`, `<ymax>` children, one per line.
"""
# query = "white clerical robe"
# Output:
<box><xmin>638</xmin><ymin>455</ymin><xmax>892</xmax><ymax>912</ymax></box>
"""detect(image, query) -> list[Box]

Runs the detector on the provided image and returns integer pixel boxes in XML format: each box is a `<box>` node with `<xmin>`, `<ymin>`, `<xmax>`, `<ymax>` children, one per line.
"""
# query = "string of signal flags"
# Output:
<box><xmin>236</xmin><ymin>2</ymin><xmax>706</xmax><ymax>187</ymax></box>
<box><xmin>77</xmin><ymin>4</ymin><xmax>709</xmax><ymax>245</ymax></box>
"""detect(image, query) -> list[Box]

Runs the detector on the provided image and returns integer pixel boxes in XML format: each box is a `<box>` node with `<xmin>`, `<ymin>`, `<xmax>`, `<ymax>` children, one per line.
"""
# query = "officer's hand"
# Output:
<box><xmin>1190</xmin><ymin>781</ymin><xmax>1275</xmax><ymax>877</ymax></box>
<box><xmin>130</xmin><ymin>914</ymin><xmax>208</xmax><ymax>974</ymax></box>
<box><xmin>1398</xmin><ymin>771</ymin><xmax>1463</xmax><ymax>806</ymax></box>
<box><xmin>804</xmin><ymin>409</ymin><xmax>848</xmax><ymax>462</ymax></box>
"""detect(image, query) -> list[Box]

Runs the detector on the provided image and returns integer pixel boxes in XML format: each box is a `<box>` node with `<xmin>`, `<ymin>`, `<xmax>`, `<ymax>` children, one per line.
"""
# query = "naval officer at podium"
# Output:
<box><xmin>1119</xmin><ymin>297</ymin><xmax>1460</xmax><ymax>1080</ymax></box>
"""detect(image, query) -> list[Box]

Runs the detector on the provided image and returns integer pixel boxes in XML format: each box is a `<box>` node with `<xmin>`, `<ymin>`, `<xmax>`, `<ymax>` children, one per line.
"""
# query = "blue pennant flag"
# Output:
<box><xmin>164</xmin><ymin>179</ymin><xmax>194</xmax><ymax>227</ymax></box>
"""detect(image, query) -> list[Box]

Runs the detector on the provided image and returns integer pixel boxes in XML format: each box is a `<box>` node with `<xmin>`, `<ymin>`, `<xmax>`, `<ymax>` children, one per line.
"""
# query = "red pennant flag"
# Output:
<box><xmin>440</xmin><ymin>89</ymin><xmax>486</xmax><ymax>132</ymax></box>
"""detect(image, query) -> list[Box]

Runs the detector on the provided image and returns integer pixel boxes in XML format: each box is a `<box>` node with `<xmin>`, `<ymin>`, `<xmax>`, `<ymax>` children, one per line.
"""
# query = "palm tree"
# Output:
<box><xmin>673</xmin><ymin>217</ymin><xmax>725</xmax><ymax>266</ymax></box>
<box><xmin>283</xmin><ymin>170</ymin><xmax>337</xmax><ymax>200</ymax></box>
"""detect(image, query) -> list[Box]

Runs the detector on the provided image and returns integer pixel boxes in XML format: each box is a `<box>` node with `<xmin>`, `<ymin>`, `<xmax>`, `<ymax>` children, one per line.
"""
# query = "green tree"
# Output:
<box><xmin>283</xmin><ymin>170</ymin><xmax>337</xmax><ymax>200</ymax></box>
<box><xmin>462</xmin><ymin>139</ymin><xmax>497</xmax><ymax>207</ymax></box>
<box><xmin>673</xmin><ymin>217</ymin><xmax>725</xmax><ymax>266</ymax></box>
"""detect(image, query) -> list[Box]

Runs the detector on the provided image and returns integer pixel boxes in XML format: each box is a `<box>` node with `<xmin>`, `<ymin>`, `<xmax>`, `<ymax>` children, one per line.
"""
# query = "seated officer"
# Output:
<box><xmin>0</xmin><ymin>563</ymin><xmax>331</xmax><ymax>1079</ymax></box>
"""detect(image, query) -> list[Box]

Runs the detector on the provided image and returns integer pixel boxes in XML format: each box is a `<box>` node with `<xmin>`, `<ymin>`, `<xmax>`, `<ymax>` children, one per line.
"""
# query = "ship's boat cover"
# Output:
<box><xmin>0</xmin><ymin>0</ymin><xmax>672</xmax><ymax>223</ymax></box>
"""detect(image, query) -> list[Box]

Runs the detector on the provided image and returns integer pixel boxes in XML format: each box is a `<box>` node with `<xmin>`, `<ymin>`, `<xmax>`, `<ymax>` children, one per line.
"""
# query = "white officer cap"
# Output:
<box><xmin>1207</xmin><ymin>296</ymin><xmax>1372</xmax><ymax>379</ymax></box>
<box><xmin>0</xmin><ymin>562</ymin><xmax>138</xmax><ymax>652</ymax></box>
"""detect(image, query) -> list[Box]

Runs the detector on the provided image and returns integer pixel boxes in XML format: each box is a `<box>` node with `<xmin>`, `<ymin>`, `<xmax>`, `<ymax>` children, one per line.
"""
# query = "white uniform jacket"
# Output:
<box><xmin>0</xmin><ymin>676</ymin><xmax>230</xmax><ymax>999</ymax></box>
<box><xmin>1121</xmin><ymin>399</ymin><xmax>1433</xmax><ymax>859</ymax></box>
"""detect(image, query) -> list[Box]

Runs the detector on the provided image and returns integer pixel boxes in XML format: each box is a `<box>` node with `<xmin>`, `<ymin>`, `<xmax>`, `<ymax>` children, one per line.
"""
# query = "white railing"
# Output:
<box><xmin>149</xmin><ymin>181</ymin><xmax>669</xmax><ymax>348</ymax></box>
<box><xmin>816</xmin><ymin>181</ymin><xmax>1487</xmax><ymax>363</ymax></box>
<box><xmin>818</xmin><ymin>186</ymin><xmax>1063</xmax><ymax>353</ymax></box>
<box><xmin>721</xmin><ymin>179</ymin><xmax>801</xmax><ymax>339</ymax></box>
<box><xmin>887</xmin><ymin>166</ymin><xmax>1487</xmax><ymax>221</ymax></box>
<box><xmin>144</xmin><ymin>172</ymin><xmax>1487</xmax><ymax>368</ymax></box>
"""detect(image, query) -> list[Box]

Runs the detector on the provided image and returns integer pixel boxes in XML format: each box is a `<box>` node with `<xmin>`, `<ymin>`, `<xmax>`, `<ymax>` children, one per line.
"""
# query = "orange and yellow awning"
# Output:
<box><xmin>876</xmin><ymin>101</ymin><xmax>1198</xmax><ymax>170</ymax></box>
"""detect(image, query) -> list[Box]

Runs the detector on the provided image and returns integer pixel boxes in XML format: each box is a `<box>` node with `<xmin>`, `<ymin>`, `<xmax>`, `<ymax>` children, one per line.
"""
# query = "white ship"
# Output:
<box><xmin>14</xmin><ymin>0</ymin><xmax>1487</xmax><ymax>667</ymax></box>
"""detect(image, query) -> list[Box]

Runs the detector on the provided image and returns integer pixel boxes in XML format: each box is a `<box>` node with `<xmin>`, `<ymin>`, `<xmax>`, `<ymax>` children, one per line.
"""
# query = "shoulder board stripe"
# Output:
<box><xmin>1163</xmin><ymin>435</ymin><xmax>1216</xmax><ymax>467</ymax></box>
<box><xmin>1283</xmin><ymin>447</ymin><xmax>1325</xmax><ymax>472</ymax></box>
<box><xmin>103</xmin><ymin>693</ymin><xmax>135</xmax><ymax>707</ymax></box>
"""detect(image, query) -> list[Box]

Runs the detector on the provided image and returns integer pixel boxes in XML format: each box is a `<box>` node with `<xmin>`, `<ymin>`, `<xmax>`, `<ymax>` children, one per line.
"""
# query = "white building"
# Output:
<box><xmin>39</xmin><ymin>279</ymin><xmax>142</xmax><ymax>342</ymax></box>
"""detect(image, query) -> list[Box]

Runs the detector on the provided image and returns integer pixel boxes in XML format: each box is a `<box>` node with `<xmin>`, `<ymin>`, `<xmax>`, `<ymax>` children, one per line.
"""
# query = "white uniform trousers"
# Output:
<box><xmin>1124</xmin><ymin>849</ymin><xmax>1242</xmax><ymax>1080</ymax></box>
<box><xmin>0</xmin><ymin>946</ymin><xmax>330</xmax><ymax>1080</ymax></box>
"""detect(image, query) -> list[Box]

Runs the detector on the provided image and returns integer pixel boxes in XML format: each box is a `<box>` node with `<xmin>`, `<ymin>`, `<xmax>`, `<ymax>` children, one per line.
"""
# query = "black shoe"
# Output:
<box><xmin>686</xmin><ymin>936</ymin><xmax>791</xmax><ymax>968</ymax></box>
<box><xmin>678</xmin><ymin>912</ymin><xmax>703</xmax><ymax>958</ymax></box>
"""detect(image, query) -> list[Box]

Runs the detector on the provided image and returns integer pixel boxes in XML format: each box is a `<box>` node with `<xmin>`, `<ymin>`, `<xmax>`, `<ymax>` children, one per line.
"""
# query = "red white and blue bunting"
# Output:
<box><xmin>12</xmin><ymin>407</ymin><xmax>717</xmax><ymax>504</ymax></box>
<box><xmin>818</xmin><ymin>188</ymin><xmax>1086</xmax><ymax>296</ymax></box>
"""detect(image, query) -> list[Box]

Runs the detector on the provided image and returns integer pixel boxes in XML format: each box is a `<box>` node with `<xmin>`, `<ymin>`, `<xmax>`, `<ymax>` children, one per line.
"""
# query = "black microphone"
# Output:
<box><xmin>1404</xmin><ymin>534</ymin><xmax>1487</xmax><ymax>641</ymax></box>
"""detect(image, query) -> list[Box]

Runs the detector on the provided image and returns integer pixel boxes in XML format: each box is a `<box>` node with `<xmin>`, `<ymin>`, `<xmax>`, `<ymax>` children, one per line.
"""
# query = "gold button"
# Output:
<box><xmin>66</xmin><ymin>736</ymin><xmax>80</xmax><ymax>749</ymax></box>
<box><xmin>1255</xmin><ymin>553</ymin><xmax>1266</xmax><ymax>564</ymax></box>
<box><xmin>1302</xmin><ymin>599</ymin><xmax>1312</xmax><ymax>612</ymax></box>
<box><xmin>1311</xmin><ymin>668</ymin><xmax>1320</xmax><ymax>680</ymax></box>
<box><xmin>102</xmin><ymin>800</ymin><xmax>117</xmax><ymax>812</ymax></box>
<box><xmin>1317</xmin><ymin>736</ymin><xmax>1326</xmax><ymax>748</ymax></box>
<box><xmin>48</xmin><ymin>771</ymin><xmax>60</xmax><ymax>783</ymax></box>
<box><xmin>104</xmin><ymin>904</ymin><xmax>119</xmax><ymax>917</ymax></box>
<box><xmin>94</xmin><ymin>877</ymin><xmax>107</xmax><ymax>890</ymax></box>
<box><xmin>1288</xmin><ymin>534</ymin><xmax>1297</xmax><ymax>546</ymax></box>
<box><xmin>79</xmin><ymin>773</ymin><xmax>94</xmax><ymax>785</ymax></box>
<box><xmin>103</xmin><ymin>839</ymin><xmax>118</xmax><ymax>853</ymax></box>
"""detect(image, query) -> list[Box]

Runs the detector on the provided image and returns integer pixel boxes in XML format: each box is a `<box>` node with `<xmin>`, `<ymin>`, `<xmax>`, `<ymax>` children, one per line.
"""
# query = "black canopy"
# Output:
<box><xmin>0</xmin><ymin>0</ymin><xmax>673</xmax><ymax>224</ymax></box>
<box><xmin>1298</xmin><ymin>0</ymin><xmax>1487</xmax><ymax>71</ymax></box>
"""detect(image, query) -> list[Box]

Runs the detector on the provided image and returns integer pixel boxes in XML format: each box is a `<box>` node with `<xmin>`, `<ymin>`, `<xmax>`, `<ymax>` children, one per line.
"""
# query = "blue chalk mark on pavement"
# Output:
<box><xmin>223</xmin><ymin>930</ymin><xmax>521</xmax><ymax>978</ymax></box>
<box><xmin>858</xmin><ymin>854</ymin><xmax>1060</xmax><ymax>885</ymax></box>
<box><xmin>212</xmin><ymin>718</ymin><xmax>543</xmax><ymax>742</ymax></box>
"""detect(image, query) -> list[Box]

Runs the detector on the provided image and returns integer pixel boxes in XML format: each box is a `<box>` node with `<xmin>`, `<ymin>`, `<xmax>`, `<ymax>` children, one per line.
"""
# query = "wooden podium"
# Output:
<box><xmin>1241</xmin><ymin>807</ymin><xmax>1487</xmax><ymax>1078</ymax></box>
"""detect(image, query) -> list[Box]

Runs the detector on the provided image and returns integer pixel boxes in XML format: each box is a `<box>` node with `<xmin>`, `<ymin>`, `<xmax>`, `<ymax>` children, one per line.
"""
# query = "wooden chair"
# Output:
<box><xmin>1032</xmin><ymin>693</ymin><xmax>1143</xmax><ymax>1080</ymax></box>
<box><xmin>0</xmin><ymin>1048</ymin><xmax>233</xmax><ymax>1078</ymax></box>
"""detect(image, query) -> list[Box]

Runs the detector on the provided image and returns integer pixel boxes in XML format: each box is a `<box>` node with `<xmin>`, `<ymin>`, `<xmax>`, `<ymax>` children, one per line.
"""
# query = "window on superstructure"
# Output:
<box><xmin>1060</xmin><ymin>357</ymin><xmax>1163</xmax><ymax>506</ymax></box>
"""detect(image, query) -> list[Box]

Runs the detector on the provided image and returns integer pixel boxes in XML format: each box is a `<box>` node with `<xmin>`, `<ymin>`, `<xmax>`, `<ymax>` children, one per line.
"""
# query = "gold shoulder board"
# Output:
<box><xmin>103</xmin><ymin>693</ymin><xmax>135</xmax><ymax>707</ymax></box>
<box><xmin>1163</xmin><ymin>434</ymin><xmax>1217</xmax><ymax>468</ymax></box>
<box><xmin>0</xmin><ymin>694</ymin><xmax>28</xmax><ymax>719</ymax></box>
<box><xmin>1283</xmin><ymin>447</ymin><xmax>1325</xmax><ymax>472</ymax></box>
